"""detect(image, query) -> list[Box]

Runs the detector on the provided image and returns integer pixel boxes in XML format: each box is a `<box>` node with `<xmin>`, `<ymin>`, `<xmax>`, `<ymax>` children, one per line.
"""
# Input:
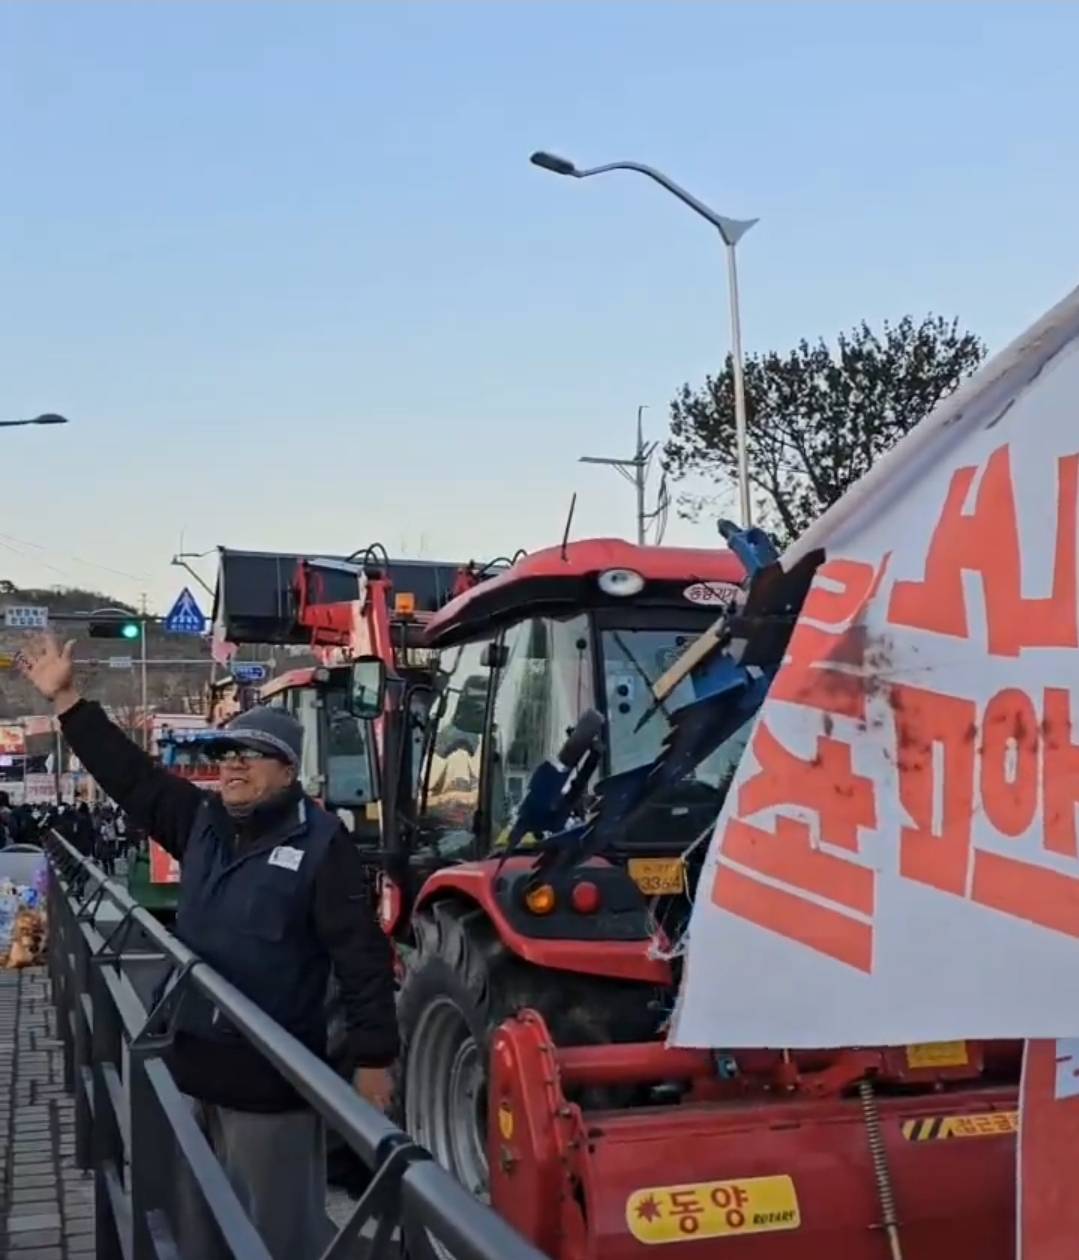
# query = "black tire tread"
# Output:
<box><xmin>394</xmin><ymin>896</ymin><xmax>661</xmax><ymax>1128</ymax></box>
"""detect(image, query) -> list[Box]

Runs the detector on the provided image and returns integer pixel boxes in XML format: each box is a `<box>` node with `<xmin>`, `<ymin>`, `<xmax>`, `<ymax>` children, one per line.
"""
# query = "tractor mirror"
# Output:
<box><xmin>349</xmin><ymin>657</ymin><xmax>386</xmax><ymax>720</ymax></box>
<box><xmin>481</xmin><ymin>642</ymin><xmax>508</xmax><ymax>669</ymax></box>
<box><xmin>450</xmin><ymin>675</ymin><xmax>488</xmax><ymax>734</ymax></box>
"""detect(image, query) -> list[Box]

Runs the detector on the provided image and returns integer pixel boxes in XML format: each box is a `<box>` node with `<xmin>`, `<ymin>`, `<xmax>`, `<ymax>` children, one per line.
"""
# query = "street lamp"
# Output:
<box><xmin>0</xmin><ymin>413</ymin><xmax>70</xmax><ymax>429</ymax></box>
<box><xmin>531</xmin><ymin>150</ymin><xmax>757</xmax><ymax>527</ymax></box>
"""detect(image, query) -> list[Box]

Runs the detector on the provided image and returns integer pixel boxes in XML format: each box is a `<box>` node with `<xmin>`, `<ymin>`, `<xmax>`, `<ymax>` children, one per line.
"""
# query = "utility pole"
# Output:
<box><xmin>52</xmin><ymin>719</ymin><xmax>62</xmax><ymax>804</ymax></box>
<box><xmin>20</xmin><ymin>717</ymin><xmax>28</xmax><ymax>805</ymax></box>
<box><xmin>171</xmin><ymin>548</ymin><xmax>218</xmax><ymax>690</ymax></box>
<box><xmin>139</xmin><ymin>593</ymin><xmax>149</xmax><ymax>752</ymax></box>
<box><xmin>579</xmin><ymin>405</ymin><xmax>670</xmax><ymax>545</ymax></box>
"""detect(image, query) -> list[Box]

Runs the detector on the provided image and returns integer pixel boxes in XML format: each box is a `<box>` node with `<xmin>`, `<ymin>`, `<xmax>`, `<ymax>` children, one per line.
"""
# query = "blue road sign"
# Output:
<box><xmin>164</xmin><ymin>587</ymin><xmax>207</xmax><ymax>635</ymax></box>
<box><xmin>232</xmin><ymin>662</ymin><xmax>268</xmax><ymax>684</ymax></box>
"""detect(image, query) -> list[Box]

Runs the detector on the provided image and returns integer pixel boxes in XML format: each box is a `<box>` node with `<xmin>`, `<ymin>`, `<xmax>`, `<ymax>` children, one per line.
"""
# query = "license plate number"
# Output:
<box><xmin>905</xmin><ymin>1040</ymin><xmax>969</xmax><ymax>1070</ymax></box>
<box><xmin>629</xmin><ymin>857</ymin><xmax>685</xmax><ymax>896</ymax></box>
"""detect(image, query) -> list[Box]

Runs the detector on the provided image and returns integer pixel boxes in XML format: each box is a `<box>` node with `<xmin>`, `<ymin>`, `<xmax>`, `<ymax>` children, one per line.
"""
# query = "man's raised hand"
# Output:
<box><xmin>16</xmin><ymin>633</ymin><xmax>79</xmax><ymax>711</ymax></box>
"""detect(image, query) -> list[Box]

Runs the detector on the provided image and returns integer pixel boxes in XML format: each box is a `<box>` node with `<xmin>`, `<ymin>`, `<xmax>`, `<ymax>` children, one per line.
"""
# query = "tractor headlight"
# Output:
<box><xmin>598</xmin><ymin>568</ymin><xmax>645</xmax><ymax>597</ymax></box>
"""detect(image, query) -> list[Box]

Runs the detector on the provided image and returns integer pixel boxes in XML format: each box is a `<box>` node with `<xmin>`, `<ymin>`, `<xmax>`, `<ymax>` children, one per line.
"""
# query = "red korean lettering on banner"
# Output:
<box><xmin>737</xmin><ymin>722</ymin><xmax>877</xmax><ymax>851</ymax></box>
<box><xmin>714</xmin><ymin>441</ymin><xmax>1079</xmax><ymax>970</ymax></box>
<box><xmin>1042</xmin><ymin>688</ymin><xmax>1079</xmax><ymax>858</ymax></box>
<box><xmin>890</xmin><ymin>680</ymin><xmax>1079</xmax><ymax>940</ymax></box>
<box><xmin>980</xmin><ymin>689</ymin><xmax>1039</xmax><ymax>838</ymax></box>
<box><xmin>891</xmin><ymin>684</ymin><xmax>978</xmax><ymax>897</ymax></box>
<box><xmin>888</xmin><ymin>445</ymin><xmax>1079</xmax><ymax>657</ymax></box>
<box><xmin>715</xmin><ymin>722</ymin><xmax>878</xmax><ymax>972</ymax></box>
<box><xmin>770</xmin><ymin>557</ymin><xmax>890</xmax><ymax>719</ymax></box>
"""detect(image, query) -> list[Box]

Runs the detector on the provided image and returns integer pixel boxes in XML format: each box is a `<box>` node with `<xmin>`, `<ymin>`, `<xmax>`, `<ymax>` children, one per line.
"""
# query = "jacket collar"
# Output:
<box><xmin>203</xmin><ymin>782</ymin><xmax>311</xmax><ymax>863</ymax></box>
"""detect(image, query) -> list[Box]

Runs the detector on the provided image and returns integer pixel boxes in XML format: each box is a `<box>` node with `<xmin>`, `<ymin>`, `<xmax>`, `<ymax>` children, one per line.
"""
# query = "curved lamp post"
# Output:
<box><xmin>531</xmin><ymin>150</ymin><xmax>756</xmax><ymax>527</ymax></box>
<box><xmin>0</xmin><ymin>413</ymin><xmax>70</xmax><ymax>430</ymax></box>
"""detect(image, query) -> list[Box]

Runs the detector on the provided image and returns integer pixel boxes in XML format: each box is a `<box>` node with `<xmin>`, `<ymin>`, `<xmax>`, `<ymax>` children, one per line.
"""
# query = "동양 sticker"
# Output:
<box><xmin>626</xmin><ymin>1175</ymin><xmax>799</xmax><ymax>1245</ymax></box>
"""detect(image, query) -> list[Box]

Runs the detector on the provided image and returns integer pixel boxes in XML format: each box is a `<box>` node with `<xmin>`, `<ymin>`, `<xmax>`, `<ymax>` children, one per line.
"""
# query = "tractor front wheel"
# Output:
<box><xmin>396</xmin><ymin>899</ymin><xmax>660</xmax><ymax>1198</ymax></box>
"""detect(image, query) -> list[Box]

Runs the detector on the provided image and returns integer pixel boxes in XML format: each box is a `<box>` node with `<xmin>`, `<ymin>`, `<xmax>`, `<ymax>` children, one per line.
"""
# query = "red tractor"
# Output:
<box><xmin>212</xmin><ymin>538</ymin><xmax>1020</xmax><ymax>1259</ymax></box>
<box><xmin>388</xmin><ymin>539</ymin><xmax>749</xmax><ymax>1189</ymax></box>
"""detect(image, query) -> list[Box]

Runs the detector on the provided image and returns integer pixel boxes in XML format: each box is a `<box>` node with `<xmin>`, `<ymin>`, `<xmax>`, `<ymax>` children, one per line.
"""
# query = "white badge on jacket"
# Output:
<box><xmin>268</xmin><ymin>845</ymin><xmax>304</xmax><ymax>872</ymax></box>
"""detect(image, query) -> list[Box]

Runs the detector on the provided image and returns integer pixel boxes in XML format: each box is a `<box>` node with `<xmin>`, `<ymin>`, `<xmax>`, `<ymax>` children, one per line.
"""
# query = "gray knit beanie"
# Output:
<box><xmin>209</xmin><ymin>706</ymin><xmax>303</xmax><ymax>767</ymax></box>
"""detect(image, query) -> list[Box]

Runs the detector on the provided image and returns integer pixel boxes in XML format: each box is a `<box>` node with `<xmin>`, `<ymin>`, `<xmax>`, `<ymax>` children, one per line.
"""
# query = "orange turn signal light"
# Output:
<box><xmin>395</xmin><ymin>592</ymin><xmax>416</xmax><ymax>616</ymax></box>
<box><xmin>524</xmin><ymin>883</ymin><xmax>557</xmax><ymax>916</ymax></box>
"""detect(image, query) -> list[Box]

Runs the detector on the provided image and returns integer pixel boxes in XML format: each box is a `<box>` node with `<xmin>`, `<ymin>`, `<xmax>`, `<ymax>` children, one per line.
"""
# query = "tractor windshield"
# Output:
<box><xmin>158</xmin><ymin>741</ymin><xmax>214</xmax><ymax>776</ymax></box>
<box><xmin>601</xmin><ymin>626</ymin><xmax>749</xmax><ymax>796</ymax></box>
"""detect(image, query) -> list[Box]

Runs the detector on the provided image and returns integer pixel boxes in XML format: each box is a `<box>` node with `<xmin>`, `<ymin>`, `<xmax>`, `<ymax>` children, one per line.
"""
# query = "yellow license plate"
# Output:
<box><xmin>905</xmin><ymin>1041</ymin><xmax>969</xmax><ymax>1070</ymax></box>
<box><xmin>627</xmin><ymin>1175</ymin><xmax>800</xmax><ymax>1244</ymax></box>
<box><xmin>629</xmin><ymin>857</ymin><xmax>685</xmax><ymax>896</ymax></box>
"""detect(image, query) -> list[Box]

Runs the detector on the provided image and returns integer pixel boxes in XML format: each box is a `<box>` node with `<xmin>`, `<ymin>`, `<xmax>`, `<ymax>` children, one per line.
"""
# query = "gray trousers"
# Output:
<box><xmin>179</xmin><ymin>1098</ymin><xmax>336</xmax><ymax>1260</ymax></box>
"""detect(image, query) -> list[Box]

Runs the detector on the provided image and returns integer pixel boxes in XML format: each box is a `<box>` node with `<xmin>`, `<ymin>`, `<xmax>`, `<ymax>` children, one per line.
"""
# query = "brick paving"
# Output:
<box><xmin>0</xmin><ymin>963</ymin><xmax>361</xmax><ymax>1258</ymax></box>
<box><xmin>0</xmin><ymin>967</ymin><xmax>94</xmax><ymax>1260</ymax></box>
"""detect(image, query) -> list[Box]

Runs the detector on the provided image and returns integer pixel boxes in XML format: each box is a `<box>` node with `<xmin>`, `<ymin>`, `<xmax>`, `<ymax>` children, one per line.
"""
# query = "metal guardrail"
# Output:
<box><xmin>44</xmin><ymin>834</ymin><xmax>548</xmax><ymax>1260</ymax></box>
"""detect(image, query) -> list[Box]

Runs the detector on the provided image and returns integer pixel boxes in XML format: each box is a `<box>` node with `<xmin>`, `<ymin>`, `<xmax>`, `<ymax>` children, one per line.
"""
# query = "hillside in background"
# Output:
<box><xmin>0</xmin><ymin>582</ymin><xmax>213</xmax><ymax>720</ymax></box>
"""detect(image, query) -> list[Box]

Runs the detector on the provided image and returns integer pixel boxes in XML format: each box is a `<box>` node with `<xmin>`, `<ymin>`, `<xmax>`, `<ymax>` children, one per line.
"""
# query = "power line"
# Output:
<box><xmin>0</xmin><ymin>531</ymin><xmax>147</xmax><ymax>583</ymax></box>
<box><xmin>0</xmin><ymin>537</ymin><xmax>77</xmax><ymax>583</ymax></box>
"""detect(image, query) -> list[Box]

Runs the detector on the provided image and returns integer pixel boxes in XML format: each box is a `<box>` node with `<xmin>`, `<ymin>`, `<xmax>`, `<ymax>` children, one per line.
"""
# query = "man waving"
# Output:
<box><xmin>18</xmin><ymin>633</ymin><xmax>398</xmax><ymax>1260</ymax></box>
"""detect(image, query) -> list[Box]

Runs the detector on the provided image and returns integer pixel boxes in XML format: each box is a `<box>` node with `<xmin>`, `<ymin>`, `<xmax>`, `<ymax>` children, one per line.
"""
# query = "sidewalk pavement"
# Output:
<box><xmin>0</xmin><ymin>964</ymin><xmax>357</xmax><ymax>1258</ymax></box>
<box><xmin>0</xmin><ymin>967</ymin><xmax>94</xmax><ymax>1259</ymax></box>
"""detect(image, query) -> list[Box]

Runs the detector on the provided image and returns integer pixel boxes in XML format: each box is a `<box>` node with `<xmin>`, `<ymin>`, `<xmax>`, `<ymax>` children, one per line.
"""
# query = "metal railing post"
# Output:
<box><xmin>50</xmin><ymin>850</ymin><xmax>77</xmax><ymax>1096</ymax></box>
<box><xmin>72</xmin><ymin>901</ymin><xmax>93</xmax><ymax>1169</ymax></box>
<box><xmin>127</xmin><ymin>1041</ymin><xmax>163</xmax><ymax>1259</ymax></box>
<box><xmin>90</xmin><ymin>954</ymin><xmax>126</xmax><ymax>1260</ymax></box>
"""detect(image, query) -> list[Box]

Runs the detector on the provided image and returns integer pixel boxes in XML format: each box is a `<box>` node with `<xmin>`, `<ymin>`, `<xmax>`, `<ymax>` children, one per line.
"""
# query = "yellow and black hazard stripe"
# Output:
<box><xmin>901</xmin><ymin>1110</ymin><xmax>1018</xmax><ymax>1141</ymax></box>
<box><xmin>902</xmin><ymin>1116</ymin><xmax>948</xmax><ymax>1141</ymax></box>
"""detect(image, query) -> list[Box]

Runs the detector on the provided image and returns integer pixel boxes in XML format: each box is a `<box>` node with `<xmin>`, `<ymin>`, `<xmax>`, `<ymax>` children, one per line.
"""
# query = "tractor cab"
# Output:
<box><xmin>259</xmin><ymin>664</ymin><xmax>384</xmax><ymax>841</ymax></box>
<box><xmin>395</xmin><ymin>539</ymin><xmax>747</xmax><ymax>898</ymax></box>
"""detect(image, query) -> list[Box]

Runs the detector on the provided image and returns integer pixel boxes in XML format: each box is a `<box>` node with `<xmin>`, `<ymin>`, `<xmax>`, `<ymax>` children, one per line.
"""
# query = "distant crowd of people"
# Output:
<box><xmin>0</xmin><ymin>792</ymin><xmax>141</xmax><ymax>874</ymax></box>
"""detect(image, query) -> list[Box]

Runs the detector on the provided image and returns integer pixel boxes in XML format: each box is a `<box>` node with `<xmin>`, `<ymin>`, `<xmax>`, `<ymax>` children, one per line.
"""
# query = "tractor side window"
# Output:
<box><xmin>323</xmin><ymin>689</ymin><xmax>375</xmax><ymax>809</ymax></box>
<box><xmin>488</xmin><ymin>615</ymin><xmax>593</xmax><ymax>842</ymax></box>
<box><xmin>406</xmin><ymin>689</ymin><xmax>434</xmax><ymax>801</ymax></box>
<box><xmin>420</xmin><ymin>640</ymin><xmax>491</xmax><ymax>854</ymax></box>
<box><xmin>293</xmin><ymin>688</ymin><xmax>322</xmax><ymax>798</ymax></box>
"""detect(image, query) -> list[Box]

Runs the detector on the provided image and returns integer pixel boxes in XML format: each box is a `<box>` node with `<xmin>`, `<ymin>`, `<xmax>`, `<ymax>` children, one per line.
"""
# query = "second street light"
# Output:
<box><xmin>531</xmin><ymin>150</ymin><xmax>757</xmax><ymax>527</ymax></box>
<box><xmin>0</xmin><ymin>413</ymin><xmax>70</xmax><ymax>430</ymax></box>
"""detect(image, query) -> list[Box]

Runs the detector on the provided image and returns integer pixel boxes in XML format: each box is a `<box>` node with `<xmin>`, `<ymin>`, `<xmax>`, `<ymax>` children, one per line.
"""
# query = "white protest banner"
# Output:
<box><xmin>672</xmin><ymin>281</ymin><xmax>1079</xmax><ymax>1051</ymax></box>
<box><xmin>23</xmin><ymin>774</ymin><xmax>56</xmax><ymax>805</ymax></box>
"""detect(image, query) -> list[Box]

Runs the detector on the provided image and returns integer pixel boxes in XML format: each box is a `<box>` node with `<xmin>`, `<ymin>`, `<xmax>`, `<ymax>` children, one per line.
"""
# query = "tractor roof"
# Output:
<box><xmin>258</xmin><ymin>667</ymin><xmax>319</xmax><ymax>700</ymax></box>
<box><xmin>424</xmin><ymin>538</ymin><xmax>744</xmax><ymax>649</ymax></box>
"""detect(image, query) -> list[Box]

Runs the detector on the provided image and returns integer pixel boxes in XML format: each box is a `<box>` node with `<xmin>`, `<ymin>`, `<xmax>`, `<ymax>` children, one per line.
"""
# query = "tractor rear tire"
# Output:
<box><xmin>395</xmin><ymin>898</ymin><xmax>661</xmax><ymax>1199</ymax></box>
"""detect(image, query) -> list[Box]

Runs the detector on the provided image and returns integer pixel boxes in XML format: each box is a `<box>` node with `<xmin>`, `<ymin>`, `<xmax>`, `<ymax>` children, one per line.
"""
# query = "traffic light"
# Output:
<box><xmin>89</xmin><ymin>617</ymin><xmax>141</xmax><ymax>640</ymax></box>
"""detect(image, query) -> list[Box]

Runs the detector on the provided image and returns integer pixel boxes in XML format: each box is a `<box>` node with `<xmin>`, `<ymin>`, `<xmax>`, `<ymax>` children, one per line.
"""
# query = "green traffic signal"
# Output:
<box><xmin>88</xmin><ymin>617</ymin><xmax>143</xmax><ymax>640</ymax></box>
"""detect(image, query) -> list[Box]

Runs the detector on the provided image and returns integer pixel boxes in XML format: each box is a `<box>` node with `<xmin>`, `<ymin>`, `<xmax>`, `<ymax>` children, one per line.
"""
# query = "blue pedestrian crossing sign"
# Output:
<box><xmin>164</xmin><ymin>587</ymin><xmax>208</xmax><ymax>635</ymax></box>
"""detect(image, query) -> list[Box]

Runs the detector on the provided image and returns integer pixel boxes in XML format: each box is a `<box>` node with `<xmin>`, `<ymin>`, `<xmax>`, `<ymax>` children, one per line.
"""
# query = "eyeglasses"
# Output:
<box><xmin>214</xmin><ymin>748</ymin><xmax>269</xmax><ymax>766</ymax></box>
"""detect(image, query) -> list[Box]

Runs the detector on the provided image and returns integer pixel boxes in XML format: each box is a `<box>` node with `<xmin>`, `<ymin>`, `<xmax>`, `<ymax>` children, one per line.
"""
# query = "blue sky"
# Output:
<box><xmin>1</xmin><ymin>1</ymin><xmax>1077</xmax><ymax>612</ymax></box>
